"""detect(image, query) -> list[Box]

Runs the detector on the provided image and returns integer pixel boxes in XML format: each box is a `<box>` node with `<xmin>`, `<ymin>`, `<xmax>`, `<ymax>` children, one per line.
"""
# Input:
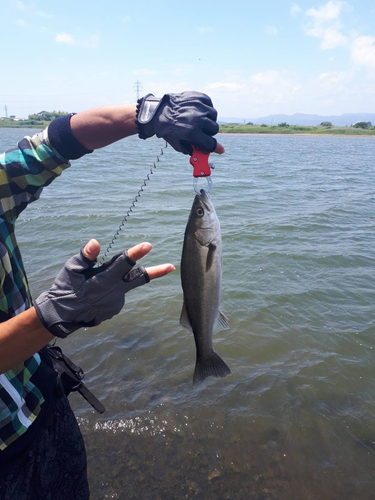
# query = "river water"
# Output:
<box><xmin>1</xmin><ymin>129</ymin><xmax>375</xmax><ymax>499</ymax></box>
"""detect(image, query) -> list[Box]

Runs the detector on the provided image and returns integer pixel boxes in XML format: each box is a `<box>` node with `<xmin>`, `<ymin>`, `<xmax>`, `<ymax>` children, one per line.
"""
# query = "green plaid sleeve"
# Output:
<box><xmin>0</xmin><ymin>129</ymin><xmax>70</xmax><ymax>224</ymax></box>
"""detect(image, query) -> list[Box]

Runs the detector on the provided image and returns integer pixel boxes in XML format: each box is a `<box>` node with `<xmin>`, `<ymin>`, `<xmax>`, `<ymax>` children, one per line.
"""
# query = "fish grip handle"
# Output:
<box><xmin>189</xmin><ymin>146</ymin><xmax>211</xmax><ymax>177</ymax></box>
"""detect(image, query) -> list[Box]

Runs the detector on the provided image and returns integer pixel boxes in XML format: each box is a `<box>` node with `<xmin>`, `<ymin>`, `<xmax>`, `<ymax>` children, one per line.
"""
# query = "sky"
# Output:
<box><xmin>1</xmin><ymin>0</ymin><xmax>375</xmax><ymax>120</ymax></box>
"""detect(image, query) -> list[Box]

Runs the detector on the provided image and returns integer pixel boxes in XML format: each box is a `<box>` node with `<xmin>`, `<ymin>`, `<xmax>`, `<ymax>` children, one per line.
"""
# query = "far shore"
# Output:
<box><xmin>1</xmin><ymin>122</ymin><xmax>375</xmax><ymax>139</ymax></box>
<box><xmin>218</xmin><ymin>124</ymin><xmax>375</xmax><ymax>137</ymax></box>
<box><xmin>218</xmin><ymin>132</ymin><xmax>375</xmax><ymax>138</ymax></box>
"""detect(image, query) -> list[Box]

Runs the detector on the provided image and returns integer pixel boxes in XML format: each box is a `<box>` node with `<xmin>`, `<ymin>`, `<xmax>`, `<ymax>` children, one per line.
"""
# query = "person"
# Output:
<box><xmin>0</xmin><ymin>91</ymin><xmax>224</xmax><ymax>499</ymax></box>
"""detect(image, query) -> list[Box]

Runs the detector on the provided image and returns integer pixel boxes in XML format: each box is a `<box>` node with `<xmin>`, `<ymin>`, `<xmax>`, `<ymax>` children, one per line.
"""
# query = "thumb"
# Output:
<box><xmin>83</xmin><ymin>239</ymin><xmax>101</xmax><ymax>261</ymax></box>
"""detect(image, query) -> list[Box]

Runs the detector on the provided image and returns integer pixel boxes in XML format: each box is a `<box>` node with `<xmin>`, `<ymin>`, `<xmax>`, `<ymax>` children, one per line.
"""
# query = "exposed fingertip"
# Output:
<box><xmin>142</xmin><ymin>242</ymin><xmax>152</xmax><ymax>252</ymax></box>
<box><xmin>83</xmin><ymin>239</ymin><xmax>100</xmax><ymax>258</ymax></box>
<box><xmin>215</xmin><ymin>143</ymin><xmax>225</xmax><ymax>154</ymax></box>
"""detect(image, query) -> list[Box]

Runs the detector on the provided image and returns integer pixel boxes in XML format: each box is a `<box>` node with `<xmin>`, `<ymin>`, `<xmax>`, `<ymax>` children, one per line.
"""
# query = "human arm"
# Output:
<box><xmin>69</xmin><ymin>104</ymin><xmax>138</xmax><ymax>150</ymax></box>
<box><xmin>0</xmin><ymin>307</ymin><xmax>54</xmax><ymax>374</ymax></box>
<box><xmin>69</xmin><ymin>94</ymin><xmax>225</xmax><ymax>154</ymax></box>
<box><xmin>0</xmin><ymin>239</ymin><xmax>174</xmax><ymax>373</ymax></box>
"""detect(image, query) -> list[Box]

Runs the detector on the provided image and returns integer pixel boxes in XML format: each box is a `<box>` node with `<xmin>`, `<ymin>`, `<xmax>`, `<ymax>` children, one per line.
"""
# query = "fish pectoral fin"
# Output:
<box><xmin>206</xmin><ymin>242</ymin><xmax>217</xmax><ymax>272</ymax></box>
<box><xmin>213</xmin><ymin>310</ymin><xmax>230</xmax><ymax>334</ymax></box>
<box><xmin>180</xmin><ymin>302</ymin><xmax>193</xmax><ymax>333</ymax></box>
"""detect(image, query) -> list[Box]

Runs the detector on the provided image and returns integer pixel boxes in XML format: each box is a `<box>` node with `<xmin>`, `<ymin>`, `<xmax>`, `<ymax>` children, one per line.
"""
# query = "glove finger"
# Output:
<box><xmin>180</xmin><ymin>140</ymin><xmax>193</xmax><ymax>155</ymax></box>
<box><xmin>199</xmin><ymin>117</ymin><xmax>219</xmax><ymax>137</ymax></box>
<box><xmin>122</xmin><ymin>266</ymin><xmax>150</xmax><ymax>292</ymax></box>
<box><xmin>189</xmin><ymin>130</ymin><xmax>218</xmax><ymax>153</ymax></box>
<box><xmin>100</xmin><ymin>250</ymin><xmax>136</xmax><ymax>281</ymax></box>
<box><xmin>82</xmin><ymin>250</ymin><xmax>129</xmax><ymax>280</ymax></box>
<box><xmin>200</xmin><ymin>104</ymin><xmax>218</xmax><ymax>122</ymax></box>
<box><xmin>50</xmin><ymin>249</ymin><xmax>96</xmax><ymax>293</ymax></box>
<box><xmin>177</xmin><ymin>101</ymin><xmax>217</xmax><ymax>122</ymax></box>
<box><xmin>67</xmin><ymin>249</ymin><xmax>97</xmax><ymax>273</ymax></box>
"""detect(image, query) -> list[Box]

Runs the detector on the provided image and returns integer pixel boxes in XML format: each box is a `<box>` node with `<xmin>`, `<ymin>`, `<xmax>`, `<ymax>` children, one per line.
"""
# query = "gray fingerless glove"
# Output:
<box><xmin>34</xmin><ymin>249</ymin><xmax>150</xmax><ymax>338</ymax></box>
<box><xmin>135</xmin><ymin>91</ymin><xmax>219</xmax><ymax>154</ymax></box>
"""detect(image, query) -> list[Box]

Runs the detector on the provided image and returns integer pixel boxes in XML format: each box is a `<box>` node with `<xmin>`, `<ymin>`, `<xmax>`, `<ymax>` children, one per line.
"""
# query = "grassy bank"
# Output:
<box><xmin>0</xmin><ymin>119</ymin><xmax>50</xmax><ymax>128</ymax></box>
<box><xmin>219</xmin><ymin>124</ymin><xmax>375</xmax><ymax>135</ymax></box>
<box><xmin>2</xmin><ymin>119</ymin><xmax>375</xmax><ymax>136</ymax></box>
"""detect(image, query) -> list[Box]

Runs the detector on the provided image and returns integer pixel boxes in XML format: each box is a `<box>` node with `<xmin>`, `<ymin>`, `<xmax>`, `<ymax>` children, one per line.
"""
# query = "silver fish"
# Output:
<box><xmin>180</xmin><ymin>189</ymin><xmax>230</xmax><ymax>385</ymax></box>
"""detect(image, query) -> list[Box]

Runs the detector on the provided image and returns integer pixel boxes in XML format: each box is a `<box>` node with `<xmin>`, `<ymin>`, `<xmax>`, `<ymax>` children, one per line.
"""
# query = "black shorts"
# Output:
<box><xmin>0</xmin><ymin>395</ymin><xmax>89</xmax><ymax>500</ymax></box>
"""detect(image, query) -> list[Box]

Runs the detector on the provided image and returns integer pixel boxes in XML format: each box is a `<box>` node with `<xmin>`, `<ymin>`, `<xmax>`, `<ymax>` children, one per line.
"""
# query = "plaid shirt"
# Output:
<box><xmin>0</xmin><ymin>128</ymin><xmax>70</xmax><ymax>451</ymax></box>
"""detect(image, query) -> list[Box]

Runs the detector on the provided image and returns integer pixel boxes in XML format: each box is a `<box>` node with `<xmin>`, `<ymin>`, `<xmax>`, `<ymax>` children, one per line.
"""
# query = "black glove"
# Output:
<box><xmin>135</xmin><ymin>91</ymin><xmax>219</xmax><ymax>154</ymax></box>
<box><xmin>34</xmin><ymin>249</ymin><xmax>150</xmax><ymax>338</ymax></box>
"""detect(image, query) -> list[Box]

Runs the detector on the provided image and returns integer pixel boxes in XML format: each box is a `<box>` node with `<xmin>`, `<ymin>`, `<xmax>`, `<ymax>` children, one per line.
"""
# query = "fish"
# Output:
<box><xmin>180</xmin><ymin>189</ymin><xmax>231</xmax><ymax>385</ymax></box>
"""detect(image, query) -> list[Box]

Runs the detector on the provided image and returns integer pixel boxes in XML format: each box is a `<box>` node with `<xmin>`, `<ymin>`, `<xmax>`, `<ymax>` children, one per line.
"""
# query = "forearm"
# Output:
<box><xmin>70</xmin><ymin>104</ymin><xmax>138</xmax><ymax>150</ymax></box>
<box><xmin>0</xmin><ymin>307</ymin><xmax>54</xmax><ymax>374</ymax></box>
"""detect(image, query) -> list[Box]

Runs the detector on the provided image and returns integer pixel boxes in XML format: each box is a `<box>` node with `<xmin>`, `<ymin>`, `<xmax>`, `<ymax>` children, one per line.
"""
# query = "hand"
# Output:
<box><xmin>34</xmin><ymin>240</ymin><xmax>175</xmax><ymax>339</ymax></box>
<box><xmin>135</xmin><ymin>92</ymin><xmax>225</xmax><ymax>155</ymax></box>
<box><xmin>83</xmin><ymin>239</ymin><xmax>174</xmax><ymax>279</ymax></box>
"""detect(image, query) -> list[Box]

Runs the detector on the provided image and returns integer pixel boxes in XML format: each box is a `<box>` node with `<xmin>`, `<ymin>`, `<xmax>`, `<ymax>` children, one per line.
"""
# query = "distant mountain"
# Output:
<box><xmin>218</xmin><ymin>118</ymin><xmax>248</xmax><ymax>124</ymax></box>
<box><xmin>219</xmin><ymin>113</ymin><xmax>375</xmax><ymax>127</ymax></box>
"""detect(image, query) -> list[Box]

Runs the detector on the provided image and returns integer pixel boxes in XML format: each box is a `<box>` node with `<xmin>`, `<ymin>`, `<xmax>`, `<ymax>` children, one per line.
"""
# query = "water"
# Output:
<box><xmin>1</xmin><ymin>129</ymin><xmax>375</xmax><ymax>499</ymax></box>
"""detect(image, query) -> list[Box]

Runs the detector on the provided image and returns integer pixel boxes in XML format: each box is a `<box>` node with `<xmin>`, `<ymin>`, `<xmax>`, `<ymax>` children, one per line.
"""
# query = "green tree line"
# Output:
<box><xmin>0</xmin><ymin>110</ymin><xmax>69</xmax><ymax>128</ymax></box>
<box><xmin>27</xmin><ymin>110</ymin><xmax>68</xmax><ymax>121</ymax></box>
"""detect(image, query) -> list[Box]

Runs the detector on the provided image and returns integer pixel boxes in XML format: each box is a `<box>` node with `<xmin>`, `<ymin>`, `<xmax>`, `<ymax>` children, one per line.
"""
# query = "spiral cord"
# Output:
<box><xmin>98</xmin><ymin>141</ymin><xmax>168</xmax><ymax>264</ymax></box>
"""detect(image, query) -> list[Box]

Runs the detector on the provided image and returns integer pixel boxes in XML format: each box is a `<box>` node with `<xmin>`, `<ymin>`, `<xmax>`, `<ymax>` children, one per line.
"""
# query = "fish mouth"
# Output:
<box><xmin>195</xmin><ymin>189</ymin><xmax>210</xmax><ymax>202</ymax></box>
<box><xmin>199</xmin><ymin>189</ymin><xmax>210</xmax><ymax>200</ymax></box>
<box><xmin>194</xmin><ymin>189</ymin><xmax>211</xmax><ymax>211</ymax></box>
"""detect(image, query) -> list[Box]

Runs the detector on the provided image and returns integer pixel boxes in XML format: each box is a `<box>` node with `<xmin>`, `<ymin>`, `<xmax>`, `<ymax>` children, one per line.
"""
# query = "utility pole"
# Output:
<box><xmin>134</xmin><ymin>81</ymin><xmax>142</xmax><ymax>100</ymax></box>
<box><xmin>4</xmin><ymin>105</ymin><xmax>8</xmax><ymax>118</ymax></box>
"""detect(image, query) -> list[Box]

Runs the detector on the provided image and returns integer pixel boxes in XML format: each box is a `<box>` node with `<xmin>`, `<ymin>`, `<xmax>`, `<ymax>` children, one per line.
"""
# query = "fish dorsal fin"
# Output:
<box><xmin>180</xmin><ymin>301</ymin><xmax>193</xmax><ymax>333</ymax></box>
<box><xmin>213</xmin><ymin>310</ymin><xmax>229</xmax><ymax>334</ymax></box>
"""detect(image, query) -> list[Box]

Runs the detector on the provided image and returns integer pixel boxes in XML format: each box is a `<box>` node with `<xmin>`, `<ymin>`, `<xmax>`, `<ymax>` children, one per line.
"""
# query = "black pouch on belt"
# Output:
<box><xmin>39</xmin><ymin>345</ymin><xmax>105</xmax><ymax>414</ymax></box>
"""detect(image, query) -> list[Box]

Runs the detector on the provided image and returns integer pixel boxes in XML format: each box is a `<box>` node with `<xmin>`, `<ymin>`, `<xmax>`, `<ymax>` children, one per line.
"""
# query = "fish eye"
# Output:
<box><xmin>196</xmin><ymin>207</ymin><xmax>204</xmax><ymax>217</ymax></box>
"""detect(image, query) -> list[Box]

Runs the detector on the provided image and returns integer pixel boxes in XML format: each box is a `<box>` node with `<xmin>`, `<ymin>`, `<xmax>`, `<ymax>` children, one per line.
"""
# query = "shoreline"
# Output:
<box><xmin>218</xmin><ymin>132</ymin><xmax>375</xmax><ymax>138</ymax></box>
<box><xmin>1</xmin><ymin>126</ymin><xmax>374</xmax><ymax>138</ymax></box>
<box><xmin>0</xmin><ymin>123</ymin><xmax>49</xmax><ymax>129</ymax></box>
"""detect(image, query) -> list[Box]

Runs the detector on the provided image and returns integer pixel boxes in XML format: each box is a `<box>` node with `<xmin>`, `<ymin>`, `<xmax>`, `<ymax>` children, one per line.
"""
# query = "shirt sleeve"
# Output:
<box><xmin>0</xmin><ymin>116</ymin><xmax>91</xmax><ymax>224</ymax></box>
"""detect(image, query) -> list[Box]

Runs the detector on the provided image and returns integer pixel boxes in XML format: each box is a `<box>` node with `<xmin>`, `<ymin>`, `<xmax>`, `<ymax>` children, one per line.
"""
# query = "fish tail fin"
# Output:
<box><xmin>193</xmin><ymin>352</ymin><xmax>231</xmax><ymax>386</ymax></box>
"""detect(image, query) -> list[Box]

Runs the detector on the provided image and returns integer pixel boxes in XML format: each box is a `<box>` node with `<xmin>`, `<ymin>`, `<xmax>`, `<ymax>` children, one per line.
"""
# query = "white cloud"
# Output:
<box><xmin>206</xmin><ymin>71</ymin><xmax>301</xmax><ymax>112</ymax></box>
<box><xmin>264</xmin><ymin>25</ymin><xmax>278</xmax><ymax>36</ymax></box>
<box><xmin>319</xmin><ymin>70</ymin><xmax>354</xmax><ymax>85</ymax></box>
<box><xmin>320</xmin><ymin>28</ymin><xmax>348</xmax><ymax>50</ymax></box>
<box><xmin>209</xmin><ymin>67</ymin><xmax>375</xmax><ymax>117</ymax></box>
<box><xmin>304</xmin><ymin>0</ymin><xmax>348</xmax><ymax>49</ymax></box>
<box><xmin>248</xmin><ymin>71</ymin><xmax>301</xmax><ymax>106</ymax></box>
<box><xmin>16</xmin><ymin>19</ymin><xmax>27</xmax><ymax>26</ymax></box>
<box><xmin>123</xmin><ymin>15</ymin><xmax>131</xmax><ymax>24</ymax></box>
<box><xmin>303</xmin><ymin>1</ymin><xmax>375</xmax><ymax>77</ymax></box>
<box><xmin>306</xmin><ymin>0</ymin><xmax>342</xmax><ymax>21</ymax></box>
<box><xmin>206</xmin><ymin>82</ymin><xmax>246</xmax><ymax>91</ymax></box>
<box><xmin>291</xmin><ymin>4</ymin><xmax>302</xmax><ymax>17</ymax></box>
<box><xmin>198</xmin><ymin>25</ymin><xmax>214</xmax><ymax>34</ymax></box>
<box><xmin>250</xmin><ymin>71</ymin><xmax>280</xmax><ymax>86</ymax></box>
<box><xmin>55</xmin><ymin>33</ymin><xmax>75</xmax><ymax>44</ymax></box>
<box><xmin>351</xmin><ymin>36</ymin><xmax>375</xmax><ymax>71</ymax></box>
